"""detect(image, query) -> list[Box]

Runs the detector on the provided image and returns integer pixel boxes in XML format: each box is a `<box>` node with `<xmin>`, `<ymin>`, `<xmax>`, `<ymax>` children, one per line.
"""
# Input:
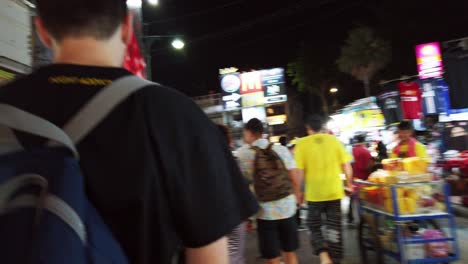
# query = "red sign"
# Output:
<box><xmin>240</xmin><ymin>71</ymin><xmax>263</xmax><ymax>94</ymax></box>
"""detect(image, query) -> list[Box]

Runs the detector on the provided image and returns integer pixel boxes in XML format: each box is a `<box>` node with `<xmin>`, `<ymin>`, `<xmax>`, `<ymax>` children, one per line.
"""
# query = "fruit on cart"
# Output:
<box><xmin>395</xmin><ymin>187</ymin><xmax>406</xmax><ymax>200</ymax></box>
<box><xmin>435</xmin><ymin>202</ymin><xmax>446</xmax><ymax>212</ymax></box>
<box><xmin>384</xmin><ymin>198</ymin><xmax>393</xmax><ymax>213</ymax></box>
<box><xmin>420</xmin><ymin>198</ymin><xmax>436</xmax><ymax>207</ymax></box>
<box><xmin>405</xmin><ymin>188</ymin><xmax>420</xmax><ymax>201</ymax></box>
<box><xmin>402</xmin><ymin>157</ymin><xmax>428</xmax><ymax>174</ymax></box>
<box><xmin>405</xmin><ymin>198</ymin><xmax>417</xmax><ymax>214</ymax></box>
<box><xmin>397</xmin><ymin>198</ymin><xmax>406</xmax><ymax>214</ymax></box>
<box><xmin>382</xmin><ymin>158</ymin><xmax>403</xmax><ymax>171</ymax></box>
<box><xmin>432</xmin><ymin>192</ymin><xmax>444</xmax><ymax>202</ymax></box>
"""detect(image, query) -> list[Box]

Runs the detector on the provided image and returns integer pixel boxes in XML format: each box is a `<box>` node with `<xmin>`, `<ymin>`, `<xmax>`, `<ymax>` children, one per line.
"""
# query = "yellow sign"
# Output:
<box><xmin>242</xmin><ymin>92</ymin><xmax>265</xmax><ymax>107</ymax></box>
<box><xmin>267</xmin><ymin>115</ymin><xmax>287</xmax><ymax>125</ymax></box>
<box><xmin>355</xmin><ymin>109</ymin><xmax>385</xmax><ymax>128</ymax></box>
<box><xmin>219</xmin><ymin>67</ymin><xmax>239</xmax><ymax>75</ymax></box>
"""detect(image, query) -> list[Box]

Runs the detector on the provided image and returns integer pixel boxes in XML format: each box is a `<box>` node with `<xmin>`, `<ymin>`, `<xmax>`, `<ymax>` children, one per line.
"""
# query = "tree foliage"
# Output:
<box><xmin>287</xmin><ymin>46</ymin><xmax>337</xmax><ymax>114</ymax></box>
<box><xmin>337</xmin><ymin>26</ymin><xmax>391</xmax><ymax>97</ymax></box>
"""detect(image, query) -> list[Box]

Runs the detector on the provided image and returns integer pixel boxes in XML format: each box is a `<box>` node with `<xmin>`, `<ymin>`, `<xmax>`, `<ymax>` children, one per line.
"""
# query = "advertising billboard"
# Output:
<box><xmin>219</xmin><ymin>67</ymin><xmax>287</xmax><ymax>110</ymax></box>
<box><xmin>415</xmin><ymin>42</ymin><xmax>443</xmax><ymax>79</ymax></box>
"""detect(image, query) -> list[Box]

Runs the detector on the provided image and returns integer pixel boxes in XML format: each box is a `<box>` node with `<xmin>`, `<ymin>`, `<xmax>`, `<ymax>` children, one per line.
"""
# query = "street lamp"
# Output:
<box><xmin>330</xmin><ymin>87</ymin><xmax>338</xmax><ymax>94</ymax></box>
<box><xmin>127</xmin><ymin>0</ymin><xmax>158</xmax><ymax>8</ymax></box>
<box><xmin>171</xmin><ymin>39</ymin><xmax>185</xmax><ymax>50</ymax></box>
<box><xmin>142</xmin><ymin>35</ymin><xmax>185</xmax><ymax>79</ymax></box>
<box><xmin>126</xmin><ymin>0</ymin><xmax>142</xmax><ymax>9</ymax></box>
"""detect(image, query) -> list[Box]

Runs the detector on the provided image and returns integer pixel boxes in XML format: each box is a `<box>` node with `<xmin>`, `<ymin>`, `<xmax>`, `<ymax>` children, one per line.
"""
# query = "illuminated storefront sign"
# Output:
<box><xmin>415</xmin><ymin>42</ymin><xmax>443</xmax><ymax>79</ymax></box>
<box><xmin>219</xmin><ymin>67</ymin><xmax>287</xmax><ymax>110</ymax></box>
<box><xmin>219</xmin><ymin>67</ymin><xmax>239</xmax><ymax>75</ymax></box>
<box><xmin>220</xmin><ymin>73</ymin><xmax>242</xmax><ymax>109</ymax></box>
<box><xmin>242</xmin><ymin>92</ymin><xmax>265</xmax><ymax>108</ymax></box>
<box><xmin>267</xmin><ymin>115</ymin><xmax>287</xmax><ymax>125</ymax></box>
<box><xmin>240</xmin><ymin>71</ymin><xmax>263</xmax><ymax>94</ymax></box>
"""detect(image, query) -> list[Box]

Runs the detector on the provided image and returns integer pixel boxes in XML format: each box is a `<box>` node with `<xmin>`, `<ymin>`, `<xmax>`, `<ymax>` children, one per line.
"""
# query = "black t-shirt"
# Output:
<box><xmin>377</xmin><ymin>88</ymin><xmax>403</xmax><ymax>126</ymax></box>
<box><xmin>0</xmin><ymin>64</ymin><xmax>258</xmax><ymax>264</ymax></box>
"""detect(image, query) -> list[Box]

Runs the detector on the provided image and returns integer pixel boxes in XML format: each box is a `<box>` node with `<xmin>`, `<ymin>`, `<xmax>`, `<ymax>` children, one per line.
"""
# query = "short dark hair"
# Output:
<box><xmin>398</xmin><ymin>120</ymin><xmax>413</xmax><ymax>131</ymax></box>
<box><xmin>245</xmin><ymin>118</ymin><xmax>264</xmax><ymax>136</ymax></box>
<box><xmin>305</xmin><ymin>114</ymin><xmax>323</xmax><ymax>132</ymax></box>
<box><xmin>355</xmin><ymin>134</ymin><xmax>366</xmax><ymax>143</ymax></box>
<box><xmin>279</xmin><ymin>136</ymin><xmax>288</xmax><ymax>146</ymax></box>
<box><xmin>36</xmin><ymin>0</ymin><xmax>128</xmax><ymax>40</ymax></box>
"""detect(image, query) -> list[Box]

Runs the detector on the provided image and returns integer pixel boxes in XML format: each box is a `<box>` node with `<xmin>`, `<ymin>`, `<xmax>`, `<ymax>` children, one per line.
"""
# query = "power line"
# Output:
<box><xmin>151</xmin><ymin>0</ymin><xmax>337</xmax><ymax>53</ymax></box>
<box><xmin>144</xmin><ymin>0</ymin><xmax>244</xmax><ymax>25</ymax></box>
<box><xmin>189</xmin><ymin>0</ymin><xmax>318</xmax><ymax>43</ymax></box>
<box><xmin>223</xmin><ymin>0</ymin><xmax>365</xmax><ymax>51</ymax></box>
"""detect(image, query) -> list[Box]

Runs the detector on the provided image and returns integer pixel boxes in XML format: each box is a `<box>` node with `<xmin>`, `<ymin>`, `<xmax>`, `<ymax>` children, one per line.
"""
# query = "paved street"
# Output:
<box><xmin>245</xmin><ymin>198</ymin><xmax>468</xmax><ymax>264</ymax></box>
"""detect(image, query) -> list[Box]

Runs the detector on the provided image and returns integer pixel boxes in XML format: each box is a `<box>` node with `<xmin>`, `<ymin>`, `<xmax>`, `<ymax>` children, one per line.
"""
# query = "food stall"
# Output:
<box><xmin>356</xmin><ymin>157</ymin><xmax>460</xmax><ymax>263</ymax></box>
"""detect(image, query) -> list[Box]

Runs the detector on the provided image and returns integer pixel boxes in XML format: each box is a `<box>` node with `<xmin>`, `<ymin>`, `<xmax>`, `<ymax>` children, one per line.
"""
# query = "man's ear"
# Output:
<box><xmin>34</xmin><ymin>17</ymin><xmax>53</xmax><ymax>48</ymax></box>
<box><xmin>121</xmin><ymin>12</ymin><xmax>134</xmax><ymax>45</ymax></box>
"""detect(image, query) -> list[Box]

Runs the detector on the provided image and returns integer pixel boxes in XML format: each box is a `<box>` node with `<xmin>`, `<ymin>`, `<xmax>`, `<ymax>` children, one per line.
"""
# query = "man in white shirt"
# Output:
<box><xmin>237</xmin><ymin>118</ymin><xmax>301</xmax><ymax>264</ymax></box>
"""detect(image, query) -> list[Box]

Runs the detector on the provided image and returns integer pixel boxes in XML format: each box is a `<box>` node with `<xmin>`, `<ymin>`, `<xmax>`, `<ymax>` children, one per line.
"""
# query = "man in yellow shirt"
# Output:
<box><xmin>295</xmin><ymin>115</ymin><xmax>353</xmax><ymax>264</ymax></box>
<box><xmin>392</xmin><ymin>121</ymin><xmax>428</xmax><ymax>158</ymax></box>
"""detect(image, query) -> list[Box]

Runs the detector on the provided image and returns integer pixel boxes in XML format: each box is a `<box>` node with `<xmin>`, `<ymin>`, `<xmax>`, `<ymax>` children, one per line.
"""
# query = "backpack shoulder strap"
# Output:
<box><xmin>0</xmin><ymin>75</ymin><xmax>151</xmax><ymax>158</ymax></box>
<box><xmin>0</xmin><ymin>104</ymin><xmax>78</xmax><ymax>157</ymax></box>
<box><xmin>267</xmin><ymin>143</ymin><xmax>275</xmax><ymax>151</ymax></box>
<box><xmin>58</xmin><ymin>75</ymin><xmax>152</xmax><ymax>145</ymax></box>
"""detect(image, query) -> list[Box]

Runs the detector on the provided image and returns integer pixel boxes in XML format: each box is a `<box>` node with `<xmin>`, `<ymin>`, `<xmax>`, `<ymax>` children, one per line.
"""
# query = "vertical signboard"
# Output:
<box><xmin>415</xmin><ymin>42</ymin><xmax>443</xmax><ymax>79</ymax></box>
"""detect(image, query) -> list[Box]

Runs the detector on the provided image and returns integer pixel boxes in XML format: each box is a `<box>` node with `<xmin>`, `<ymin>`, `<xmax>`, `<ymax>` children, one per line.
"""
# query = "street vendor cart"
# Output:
<box><xmin>356</xmin><ymin>165</ymin><xmax>460</xmax><ymax>263</ymax></box>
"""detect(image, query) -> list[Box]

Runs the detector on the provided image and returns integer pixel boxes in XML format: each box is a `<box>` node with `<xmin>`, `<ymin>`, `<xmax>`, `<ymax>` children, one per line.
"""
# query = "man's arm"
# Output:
<box><xmin>291</xmin><ymin>169</ymin><xmax>305</xmax><ymax>204</ymax></box>
<box><xmin>145</xmin><ymin>87</ymin><xmax>258</xmax><ymax>260</ymax></box>
<box><xmin>186</xmin><ymin>237</ymin><xmax>228</xmax><ymax>264</ymax></box>
<box><xmin>342</xmin><ymin>162</ymin><xmax>353</xmax><ymax>192</ymax></box>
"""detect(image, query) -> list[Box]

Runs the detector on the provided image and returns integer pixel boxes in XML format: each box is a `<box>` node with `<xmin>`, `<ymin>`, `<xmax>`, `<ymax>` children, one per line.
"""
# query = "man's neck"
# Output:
<box><xmin>249</xmin><ymin>137</ymin><xmax>263</xmax><ymax>145</ymax></box>
<box><xmin>53</xmin><ymin>37</ymin><xmax>122</xmax><ymax>67</ymax></box>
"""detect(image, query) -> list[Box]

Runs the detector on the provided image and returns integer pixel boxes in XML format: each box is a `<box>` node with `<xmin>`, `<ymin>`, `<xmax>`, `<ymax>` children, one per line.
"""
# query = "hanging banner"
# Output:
<box><xmin>123</xmin><ymin>14</ymin><xmax>146</xmax><ymax>79</ymax></box>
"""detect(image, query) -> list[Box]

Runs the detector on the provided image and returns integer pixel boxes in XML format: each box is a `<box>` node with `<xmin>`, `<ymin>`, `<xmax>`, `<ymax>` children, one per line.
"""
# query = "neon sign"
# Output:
<box><xmin>415</xmin><ymin>42</ymin><xmax>443</xmax><ymax>79</ymax></box>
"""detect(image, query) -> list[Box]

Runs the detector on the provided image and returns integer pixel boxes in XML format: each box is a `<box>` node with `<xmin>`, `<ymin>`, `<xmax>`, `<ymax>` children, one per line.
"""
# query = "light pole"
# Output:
<box><xmin>127</xmin><ymin>1</ymin><xmax>184</xmax><ymax>80</ymax></box>
<box><xmin>330</xmin><ymin>87</ymin><xmax>339</xmax><ymax>111</ymax></box>
<box><xmin>142</xmin><ymin>35</ymin><xmax>185</xmax><ymax>80</ymax></box>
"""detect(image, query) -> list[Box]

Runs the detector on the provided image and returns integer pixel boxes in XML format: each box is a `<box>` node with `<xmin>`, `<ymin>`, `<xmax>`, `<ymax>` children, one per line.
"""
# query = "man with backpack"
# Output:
<box><xmin>294</xmin><ymin>115</ymin><xmax>353</xmax><ymax>264</ymax></box>
<box><xmin>237</xmin><ymin>118</ymin><xmax>301</xmax><ymax>264</ymax></box>
<box><xmin>0</xmin><ymin>1</ymin><xmax>258</xmax><ymax>263</ymax></box>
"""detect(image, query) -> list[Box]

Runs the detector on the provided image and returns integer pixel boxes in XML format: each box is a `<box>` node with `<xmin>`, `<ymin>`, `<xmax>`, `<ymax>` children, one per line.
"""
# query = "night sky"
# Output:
<box><xmin>143</xmin><ymin>0</ymin><xmax>468</xmax><ymax>106</ymax></box>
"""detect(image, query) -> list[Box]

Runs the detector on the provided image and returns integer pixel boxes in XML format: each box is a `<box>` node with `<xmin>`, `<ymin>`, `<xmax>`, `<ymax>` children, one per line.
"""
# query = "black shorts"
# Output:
<box><xmin>257</xmin><ymin>216</ymin><xmax>299</xmax><ymax>259</ymax></box>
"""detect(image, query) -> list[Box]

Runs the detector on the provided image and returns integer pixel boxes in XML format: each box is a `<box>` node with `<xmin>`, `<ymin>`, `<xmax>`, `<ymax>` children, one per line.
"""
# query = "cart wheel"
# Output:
<box><xmin>359</xmin><ymin>214</ymin><xmax>384</xmax><ymax>264</ymax></box>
